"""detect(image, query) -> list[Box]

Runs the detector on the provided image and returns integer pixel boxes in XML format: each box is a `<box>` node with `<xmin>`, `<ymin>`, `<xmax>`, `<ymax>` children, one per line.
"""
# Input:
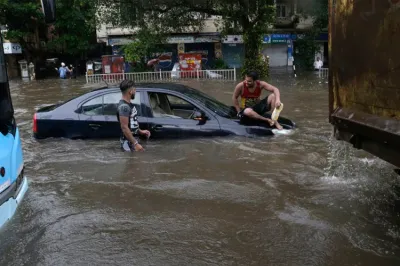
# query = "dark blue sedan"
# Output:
<box><xmin>32</xmin><ymin>83</ymin><xmax>295</xmax><ymax>139</ymax></box>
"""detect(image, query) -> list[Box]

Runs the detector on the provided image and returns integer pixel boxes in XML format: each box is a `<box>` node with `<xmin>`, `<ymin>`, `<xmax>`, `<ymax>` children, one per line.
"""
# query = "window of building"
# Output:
<box><xmin>276</xmin><ymin>4</ymin><xmax>288</xmax><ymax>18</ymax></box>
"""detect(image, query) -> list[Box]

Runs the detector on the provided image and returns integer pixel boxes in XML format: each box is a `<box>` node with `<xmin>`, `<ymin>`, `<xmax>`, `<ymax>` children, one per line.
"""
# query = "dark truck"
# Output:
<box><xmin>329</xmin><ymin>0</ymin><xmax>400</xmax><ymax>168</ymax></box>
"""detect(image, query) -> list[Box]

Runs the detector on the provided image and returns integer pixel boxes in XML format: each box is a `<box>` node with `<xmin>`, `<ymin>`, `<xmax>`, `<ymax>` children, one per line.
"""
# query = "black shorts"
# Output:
<box><xmin>238</xmin><ymin>96</ymin><xmax>271</xmax><ymax>117</ymax></box>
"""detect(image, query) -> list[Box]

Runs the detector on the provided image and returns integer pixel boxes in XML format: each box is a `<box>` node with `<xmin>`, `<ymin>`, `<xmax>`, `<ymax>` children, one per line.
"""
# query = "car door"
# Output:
<box><xmin>166</xmin><ymin>93</ymin><xmax>224</xmax><ymax>137</ymax></box>
<box><xmin>77</xmin><ymin>94</ymin><xmax>107</xmax><ymax>138</ymax></box>
<box><xmin>145</xmin><ymin>91</ymin><xmax>219</xmax><ymax>139</ymax></box>
<box><xmin>102</xmin><ymin>91</ymin><xmax>147</xmax><ymax>138</ymax></box>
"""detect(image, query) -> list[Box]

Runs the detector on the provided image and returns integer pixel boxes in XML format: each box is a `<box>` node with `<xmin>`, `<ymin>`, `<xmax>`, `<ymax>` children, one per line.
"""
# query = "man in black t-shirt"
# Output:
<box><xmin>117</xmin><ymin>80</ymin><xmax>150</xmax><ymax>152</ymax></box>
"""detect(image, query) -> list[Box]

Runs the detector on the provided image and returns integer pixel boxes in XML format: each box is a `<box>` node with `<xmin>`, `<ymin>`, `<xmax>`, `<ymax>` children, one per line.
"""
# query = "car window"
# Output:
<box><xmin>81</xmin><ymin>95</ymin><xmax>103</xmax><ymax>116</ymax></box>
<box><xmin>103</xmin><ymin>93</ymin><xmax>120</xmax><ymax>116</ymax></box>
<box><xmin>149</xmin><ymin>92</ymin><xmax>196</xmax><ymax>119</ymax></box>
<box><xmin>103</xmin><ymin>92</ymin><xmax>142</xmax><ymax>116</ymax></box>
<box><xmin>167</xmin><ymin>95</ymin><xmax>188</xmax><ymax>105</ymax></box>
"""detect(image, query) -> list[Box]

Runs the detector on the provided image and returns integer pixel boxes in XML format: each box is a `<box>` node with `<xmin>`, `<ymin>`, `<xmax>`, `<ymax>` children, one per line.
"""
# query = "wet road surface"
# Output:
<box><xmin>1</xmin><ymin>73</ymin><xmax>400</xmax><ymax>265</ymax></box>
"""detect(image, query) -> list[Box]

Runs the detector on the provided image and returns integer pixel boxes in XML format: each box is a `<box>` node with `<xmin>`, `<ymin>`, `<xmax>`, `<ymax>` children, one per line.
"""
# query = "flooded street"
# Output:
<box><xmin>1</xmin><ymin>73</ymin><xmax>400</xmax><ymax>266</ymax></box>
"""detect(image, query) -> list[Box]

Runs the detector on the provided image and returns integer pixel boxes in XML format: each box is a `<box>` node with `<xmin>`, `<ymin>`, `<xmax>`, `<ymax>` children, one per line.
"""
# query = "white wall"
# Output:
<box><xmin>96</xmin><ymin>17</ymin><xmax>219</xmax><ymax>42</ymax></box>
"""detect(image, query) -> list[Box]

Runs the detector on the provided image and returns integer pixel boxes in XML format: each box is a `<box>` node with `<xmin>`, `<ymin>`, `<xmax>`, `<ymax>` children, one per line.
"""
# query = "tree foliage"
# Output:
<box><xmin>95</xmin><ymin>0</ymin><xmax>276</xmax><ymax>79</ymax></box>
<box><xmin>0</xmin><ymin>0</ymin><xmax>96</xmax><ymax>60</ymax></box>
<box><xmin>123</xmin><ymin>29</ymin><xmax>166</xmax><ymax>72</ymax></box>
<box><xmin>47</xmin><ymin>0</ymin><xmax>97</xmax><ymax>57</ymax></box>
<box><xmin>0</xmin><ymin>0</ymin><xmax>45</xmax><ymax>60</ymax></box>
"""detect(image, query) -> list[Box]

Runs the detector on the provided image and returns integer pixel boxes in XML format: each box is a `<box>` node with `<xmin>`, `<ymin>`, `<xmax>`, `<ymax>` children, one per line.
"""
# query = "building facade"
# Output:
<box><xmin>95</xmin><ymin>0</ymin><xmax>327</xmax><ymax>70</ymax></box>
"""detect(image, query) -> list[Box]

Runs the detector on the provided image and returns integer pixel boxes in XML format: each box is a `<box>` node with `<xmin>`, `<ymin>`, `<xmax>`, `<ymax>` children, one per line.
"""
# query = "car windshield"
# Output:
<box><xmin>184</xmin><ymin>88</ymin><xmax>235</xmax><ymax>118</ymax></box>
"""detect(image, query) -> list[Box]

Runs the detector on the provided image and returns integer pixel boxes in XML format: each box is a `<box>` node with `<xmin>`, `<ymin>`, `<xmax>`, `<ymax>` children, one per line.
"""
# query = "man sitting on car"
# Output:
<box><xmin>117</xmin><ymin>80</ymin><xmax>151</xmax><ymax>152</ymax></box>
<box><xmin>232</xmin><ymin>71</ymin><xmax>283</xmax><ymax>130</ymax></box>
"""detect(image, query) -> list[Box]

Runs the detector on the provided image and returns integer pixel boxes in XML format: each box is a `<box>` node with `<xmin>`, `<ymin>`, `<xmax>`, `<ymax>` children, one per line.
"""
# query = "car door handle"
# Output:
<box><xmin>152</xmin><ymin>125</ymin><xmax>163</xmax><ymax>132</ymax></box>
<box><xmin>89</xmin><ymin>124</ymin><xmax>101</xmax><ymax>130</ymax></box>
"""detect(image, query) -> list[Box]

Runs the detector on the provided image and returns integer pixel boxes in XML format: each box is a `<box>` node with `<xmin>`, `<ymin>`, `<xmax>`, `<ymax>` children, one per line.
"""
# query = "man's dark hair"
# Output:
<box><xmin>120</xmin><ymin>79</ymin><xmax>135</xmax><ymax>92</ymax></box>
<box><xmin>246</xmin><ymin>71</ymin><xmax>259</xmax><ymax>81</ymax></box>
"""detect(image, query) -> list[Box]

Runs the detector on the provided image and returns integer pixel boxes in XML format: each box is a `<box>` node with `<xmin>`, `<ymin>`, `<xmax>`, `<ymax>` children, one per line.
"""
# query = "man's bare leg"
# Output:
<box><xmin>243</xmin><ymin>108</ymin><xmax>275</xmax><ymax>125</ymax></box>
<box><xmin>267</xmin><ymin>94</ymin><xmax>283</xmax><ymax>130</ymax></box>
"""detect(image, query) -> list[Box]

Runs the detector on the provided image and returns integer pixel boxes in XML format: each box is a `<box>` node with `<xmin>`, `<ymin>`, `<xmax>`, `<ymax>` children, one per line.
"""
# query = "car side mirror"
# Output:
<box><xmin>193</xmin><ymin>111</ymin><xmax>207</xmax><ymax>121</ymax></box>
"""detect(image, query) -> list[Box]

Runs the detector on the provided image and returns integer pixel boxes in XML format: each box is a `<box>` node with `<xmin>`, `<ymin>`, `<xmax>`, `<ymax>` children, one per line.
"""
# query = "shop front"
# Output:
<box><xmin>262</xmin><ymin>34</ymin><xmax>296</xmax><ymax>67</ymax></box>
<box><xmin>107</xmin><ymin>34</ymin><xmax>225</xmax><ymax>71</ymax></box>
<box><xmin>221</xmin><ymin>35</ymin><xmax>244</xmax><ymax>68</ymax></box>
<box><xmin>292</xmin><ymin>32</ymin><xmax>329</xmax><ymax>67</ymax></box>
<box><xmin>108</xmin><ymin>37</ymin><xmax>179</xmax><ymax>71</ymax></box>
<box><xmin>168</xmin><ymin>35</ymin><xmax>221</xmax><ymax>69</ymax></box>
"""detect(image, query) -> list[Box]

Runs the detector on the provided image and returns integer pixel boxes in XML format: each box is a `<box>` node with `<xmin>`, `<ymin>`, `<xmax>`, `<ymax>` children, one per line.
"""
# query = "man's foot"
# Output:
<box><xmin>274</xmin><ymin>121</ymin><xmax>283</xmax><ymax>130</ymax></box>
<box><xmin>268</xmin><ymin>119</ymin><xmax>283</xmax><ymax>130</ymax></box>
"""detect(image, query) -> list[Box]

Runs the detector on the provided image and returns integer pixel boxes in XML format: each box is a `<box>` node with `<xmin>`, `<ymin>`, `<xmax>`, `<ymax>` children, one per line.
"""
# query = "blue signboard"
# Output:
<box><xmin>263</xmin><ymin>34</ymin><xmax>298</xmax><ymax>44</ymax></box>
<box><xmin>263</xmin><ymin>35</ymin><xmax>271</xmax><ymax>43</ymax></box>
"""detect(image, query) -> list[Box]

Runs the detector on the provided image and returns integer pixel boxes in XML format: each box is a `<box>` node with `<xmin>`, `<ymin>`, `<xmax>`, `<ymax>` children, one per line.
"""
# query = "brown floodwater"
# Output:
<box><xmin>0</xmin><ymin>72</ymin><xmax>399</xmax><ymax>266</ymax></box>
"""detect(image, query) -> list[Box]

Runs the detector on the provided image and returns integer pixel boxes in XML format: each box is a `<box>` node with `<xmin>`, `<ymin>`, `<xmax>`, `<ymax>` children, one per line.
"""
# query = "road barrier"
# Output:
<box><xmin>86</xmin><ymin>68</ymin><xmax>237</xmax><ymax>84</ymax></box>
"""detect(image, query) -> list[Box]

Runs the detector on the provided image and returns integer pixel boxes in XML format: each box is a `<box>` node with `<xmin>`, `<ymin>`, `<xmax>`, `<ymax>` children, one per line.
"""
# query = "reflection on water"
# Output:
<box><xmin>0</xmin><ymin>75</ymin><xmax>399</xmax><ymax>266</ymax></box>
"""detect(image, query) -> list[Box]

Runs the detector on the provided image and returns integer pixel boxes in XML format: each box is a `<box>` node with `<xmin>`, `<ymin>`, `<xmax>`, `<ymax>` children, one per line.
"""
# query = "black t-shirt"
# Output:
<box><xmin>117</xmin><ymin>99</ymin><xmax>139</xmax><ymax>143</ymax></box>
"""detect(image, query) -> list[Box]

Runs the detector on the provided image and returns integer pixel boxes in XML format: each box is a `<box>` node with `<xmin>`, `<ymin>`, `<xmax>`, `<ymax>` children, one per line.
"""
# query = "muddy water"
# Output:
<box><xmin>1</xmin><ymin>73</ymin><xmax>400</xmax><ymax>266</ymax></box>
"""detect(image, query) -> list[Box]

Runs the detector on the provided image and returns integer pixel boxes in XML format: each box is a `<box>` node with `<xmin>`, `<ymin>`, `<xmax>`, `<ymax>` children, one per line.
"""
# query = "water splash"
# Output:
<box><xmin>322</xmin><ymin>133</ymin><xmax>359</xmax><ymax>184</ymax></box>
<box><xmin>271</xmin><ymin>129</ymin><xmax>295</xmax><ymax>136</ymax></box>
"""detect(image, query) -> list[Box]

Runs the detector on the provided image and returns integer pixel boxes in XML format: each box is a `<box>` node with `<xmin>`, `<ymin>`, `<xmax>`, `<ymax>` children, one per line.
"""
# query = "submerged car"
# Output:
<box><xmin>32</xmin><ymin>83</ymin><xmax>296</xmax><ymax>139</ymax></box>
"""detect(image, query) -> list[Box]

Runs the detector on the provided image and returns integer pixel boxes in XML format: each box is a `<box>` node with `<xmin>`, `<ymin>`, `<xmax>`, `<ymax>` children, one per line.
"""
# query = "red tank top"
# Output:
<box><xmin>242</xmin><ymin>80</ymin><xmax>262</xmax><ymax>98</ymax></box>
<box><xmin>240</xmin><ymin>80</ymin><xmax>262</xmax><ymax>109</ymax></box>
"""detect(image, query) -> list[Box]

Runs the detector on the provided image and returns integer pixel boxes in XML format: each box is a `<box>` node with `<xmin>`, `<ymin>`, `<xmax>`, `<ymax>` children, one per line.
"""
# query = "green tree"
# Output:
<box><xmin>0</xmin><ymin>0</ymin><xmax>96</xmax><ymax>62</ymax></box>
<box><xmin>95</xmin><ymin>0</ymin><xmax>276</xmax><ymax>79</ymax></box>
<box><xmin>123</xmin><ymin>29</ymin><xmax>167</xmax><ymax>72</ymax></box>
<box><xmin>0</xmin><ymin>0</ymin><xmax>45</xmax><ymax>61</ymax></box>
<box><xmin>47</xmin><ymin>0</ymin><xmax>97</xmax><ymax>58</ymax></box>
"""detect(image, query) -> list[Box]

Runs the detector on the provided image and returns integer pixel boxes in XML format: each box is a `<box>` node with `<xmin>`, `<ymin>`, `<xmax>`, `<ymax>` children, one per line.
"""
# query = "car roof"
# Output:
<box><xmin>90</xmin><ymin>83</ymin><xmax>196</xmax><ymax>94</ymax></box>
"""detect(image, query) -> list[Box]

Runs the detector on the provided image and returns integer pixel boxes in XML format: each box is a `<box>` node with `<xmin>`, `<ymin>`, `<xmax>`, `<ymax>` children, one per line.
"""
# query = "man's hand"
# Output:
<box><xmin>134</xmin><ymin>143</ymin><xmax>145</xmax><ymax>152</ymax></box>
<box><xmin>275</xmin><ymin>99</ymin><xmax>282</xmax><ymax>108</ymax></box>
<box><xmin>140</xmin><ymin>130</ymin><xmax>151</xmax><ymax>139</ymax></box>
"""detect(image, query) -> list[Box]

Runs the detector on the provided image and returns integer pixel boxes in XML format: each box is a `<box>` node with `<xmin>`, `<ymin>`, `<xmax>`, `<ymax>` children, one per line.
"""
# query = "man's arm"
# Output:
<box><xmin>260</xmin><ymin>81</ymin><xmax>281</xmax><ymax>104</ymax></box>
<box><xmin>232</xmin><ymin>83</ymin><xmax>243</xmax><ymax>113</ymax></box>
<box><xmin>118</xmin><ymin>105</ymin><xmax>138</xmax><ymax>145</ymax></box>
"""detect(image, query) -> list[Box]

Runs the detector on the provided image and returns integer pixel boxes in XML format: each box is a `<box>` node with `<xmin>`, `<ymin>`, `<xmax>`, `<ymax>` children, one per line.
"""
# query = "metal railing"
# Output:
<box><xmin>86</xmin><ymin>68</ymin><xmax>237</xmax><ymax>84</ymax></box>
<box><xmin>318</xmin><ymin>68</ymin><xmax>329</xmax><ymax>78</ymax></box>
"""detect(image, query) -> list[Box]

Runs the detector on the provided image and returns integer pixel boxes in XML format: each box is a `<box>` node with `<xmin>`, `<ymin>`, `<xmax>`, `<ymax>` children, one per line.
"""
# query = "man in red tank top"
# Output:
<box><xmin>232</xmin><ymin>71</ymin><xmax>283</xmax><ymax>129</ymax></box>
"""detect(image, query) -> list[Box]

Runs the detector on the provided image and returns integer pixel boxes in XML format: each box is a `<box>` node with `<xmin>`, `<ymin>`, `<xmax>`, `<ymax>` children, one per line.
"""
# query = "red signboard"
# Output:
<box><xmin>178</xmin><ymin>53</ymin><xmax>202</xmax><ymax>78</ymax></box>
<box><xmin>101</xmin><ymin>55</ymin><xmax>125</xmax><ymax>81</ymax></box>
<box><xmin>102</xmin><ymin>55</ymin><xmax>124</xmax><ymax>74</ymax></box>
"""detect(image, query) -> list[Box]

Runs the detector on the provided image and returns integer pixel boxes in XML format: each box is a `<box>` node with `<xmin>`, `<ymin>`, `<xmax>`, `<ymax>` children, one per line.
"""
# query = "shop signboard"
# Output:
<box><xmin>167</xmin><ymin>36</ymin><xmax>194</xmax><ymax>43</ymax></box>
<box><xmin>263</xmin><ymin>35</ymin><xmax>271</xmax><ymax>44</ymax></box>
<box><xmin>222</xmin><ymin>35</ymin><xmax>243</xmax><ymax>44</ymax></box>
<box><xmin>263</xmin><ymin>34</ymin><xmax>297</xmax><ymax>44</ymax></box>
<box><xmin>101</xmin><ymin>55</ymin><xmax>125</xmax><ymax>80</ymax></box>
<box><xmin>178</xmin><ymin>53</ymin><xmax>202</xmax><ymax>78</ymax></box>
<box><xmin>194</xmin><ymin>36</ymin><xmax>220</xmax><ymax>43</ymax></box>
<box><xmin>108</xmin><ymin>38</ymin><xmax>135</xmax><ymax>46</ymax></box>
<box><xmin>271</xmin><ymin>33</ymin><xmax>291</xmax><ymax>43</ymax></box>
<box><xmin>3</xmin><ymin>43</ymin><xmax>22</xmax><ymax>54</ymax></box>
